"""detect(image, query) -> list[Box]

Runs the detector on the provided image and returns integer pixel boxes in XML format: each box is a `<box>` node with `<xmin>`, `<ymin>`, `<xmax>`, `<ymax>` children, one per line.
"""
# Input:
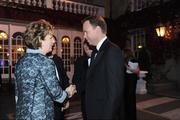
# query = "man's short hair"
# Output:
<box><xmin>82</xmin><ymin>16</ymin><xmax>107</xmax><ymax>34</ymax></box>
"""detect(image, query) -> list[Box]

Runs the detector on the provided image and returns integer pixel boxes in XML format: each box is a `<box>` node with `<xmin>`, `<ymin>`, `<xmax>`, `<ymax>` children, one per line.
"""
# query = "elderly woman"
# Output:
<box><xmin>15</xmin><ymin>19</ymin><xmax>76</xmax><ymax>120</ymax></box>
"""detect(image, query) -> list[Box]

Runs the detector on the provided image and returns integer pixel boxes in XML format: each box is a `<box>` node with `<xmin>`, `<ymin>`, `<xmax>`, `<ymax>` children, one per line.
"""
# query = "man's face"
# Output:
<box><xmin>83</xmin><ymin>21</ymin><xmax>98</xmax><ymax>46</ymax></box>
<box><xmin>52</xmin><ymin>43</ymin><xmax>57</xmax><ymax>55</ymax></box>
<box><xmin>83</xmin><ymin>44</ymin><xmax>92</xmax><ymax>57</ymax></box>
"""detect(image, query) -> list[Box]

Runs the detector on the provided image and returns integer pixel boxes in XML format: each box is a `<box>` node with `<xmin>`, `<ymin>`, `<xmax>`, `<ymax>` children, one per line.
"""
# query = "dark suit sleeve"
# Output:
<box><xmin>58</xmin><ymin>58</ymin><xmax>70</xmax><ymax>89</ymax></box>
<box><xmin>53</xmin><ymin>55</ymin><xmax>69</xmax><ymax>89</ymax></box>
<box><xmin>105</xmin><ymin>48</ymin><xmax>125</xmax><ymax>119</ymax></box>
<box><xmin>72</xmin><ymin>57</ymin><xmax>83</xmax><ymax>95</ymax></box>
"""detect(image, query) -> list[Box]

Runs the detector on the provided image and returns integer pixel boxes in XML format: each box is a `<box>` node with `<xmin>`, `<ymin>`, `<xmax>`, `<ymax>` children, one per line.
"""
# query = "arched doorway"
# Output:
<box><xmin>0</xmin><ymin>30</ymin><xmax>9</xmax><ymax>80</ymax></box>
<box><xmin>74</xmin><ymin>36</ymin><xmax>82</xmax><ymax>61</ymax></box>
<box><xmin>60</xmin><ymin>35</ymin><xmax>83</xmax><ymax>82</ymax></box>
<box><xmin>12</xmin><ymin>32</ymin><xmax>25</xmax><ymax>76</ymax></box>
<box><xmin>0</xmin><ymin>31</ymin><xmax>24</xmax><ymax>80</ymax></box>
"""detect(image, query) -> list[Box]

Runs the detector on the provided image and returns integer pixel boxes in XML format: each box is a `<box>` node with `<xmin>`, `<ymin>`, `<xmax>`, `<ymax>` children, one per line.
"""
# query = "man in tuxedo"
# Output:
<box><xmin>82</xmin><ymin>16</ymin><xmax>125</xmax><ymax>119</ymax></box>
<box><xmin>72</xmin><ymin>40</ymin><xmax>93</xmax><ymax>120</ymax></box>
<box><xmin>47</xmin><ymin>39</ymin><xmax>70</xmax><ymax>120</ymax></box>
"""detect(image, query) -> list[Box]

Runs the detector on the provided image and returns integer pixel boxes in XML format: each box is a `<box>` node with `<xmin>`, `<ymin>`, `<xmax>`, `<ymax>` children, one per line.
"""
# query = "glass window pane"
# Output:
<box><xmin>4</xmin><ymin>67</ymin><xmax>8</xmax><ymax>74</ymax></box>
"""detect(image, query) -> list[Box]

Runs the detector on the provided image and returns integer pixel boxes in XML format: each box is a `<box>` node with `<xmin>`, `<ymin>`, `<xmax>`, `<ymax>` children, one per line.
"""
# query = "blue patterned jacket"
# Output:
<box><xmin>15</xmin><ymin>49</ymin><xmax>67</xmax><ymax>120</ymax></box>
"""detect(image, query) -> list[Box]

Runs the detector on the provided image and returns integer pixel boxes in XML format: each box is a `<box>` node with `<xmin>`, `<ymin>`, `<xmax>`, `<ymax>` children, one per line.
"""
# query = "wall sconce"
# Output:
<box><xmin>137</xmin><ymin>45</ymin><xmax>143</xmax><ymax>49</ymax></box>
<box><xmin>62</xmin><ymin>36</ymin><xmax>70</xmax><ymax>44</ymax></box>
<box><xmin>0</xmin><ymin>31</ymin><xmax>8</xmax><ymax>40</ymax></box>
<box><xmin>156</xmin><ymin>23</ymin><xmax>166</xmax><ymax>37</ymax></box>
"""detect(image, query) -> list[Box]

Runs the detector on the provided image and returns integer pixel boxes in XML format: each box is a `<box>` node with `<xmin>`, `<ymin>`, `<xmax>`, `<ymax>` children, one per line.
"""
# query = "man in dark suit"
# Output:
<box><xmin>51</xmin><ymin>44</ymin><xmax>70</xmax><ymax>90</ymax></box>
<box><xmin>82</xmin><ymin>16</ymin><xmax>125</xmax><ymax>119</ymax></box>
<box><xmin>72</xmin><ymin>40</ymin><xmax>93</xmax><ymax>120</ymax></box>
<box><xmin>47</xmin><ymin>40</ymin><xmax>70</xmax><ymax>120</ymax></box>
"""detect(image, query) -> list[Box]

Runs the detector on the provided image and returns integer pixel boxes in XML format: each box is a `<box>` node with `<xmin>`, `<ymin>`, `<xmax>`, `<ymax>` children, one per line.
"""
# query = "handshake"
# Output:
<box><xmin>65</xmin><ymin>84</ymin><xmax>77</xmax><ymax>98</ymax></box>
<box><xmin>61</xmin><ymin>84</ymin><xmax>77</xmax><ymax>111</ymax></box>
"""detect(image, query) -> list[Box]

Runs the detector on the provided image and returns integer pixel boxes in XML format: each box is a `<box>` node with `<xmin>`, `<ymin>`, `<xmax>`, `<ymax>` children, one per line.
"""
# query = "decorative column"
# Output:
<box><xmin>46</xmin><ymin>0</ymin><xmax>53</xmax><ymax>9</ymax></box>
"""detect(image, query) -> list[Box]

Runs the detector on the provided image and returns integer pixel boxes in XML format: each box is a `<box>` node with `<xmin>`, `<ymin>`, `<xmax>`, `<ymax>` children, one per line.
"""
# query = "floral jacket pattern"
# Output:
<box><xmin>15</xmin><ymin>53</ymin><xmax>67</xmax><ymax>120</ymax></box>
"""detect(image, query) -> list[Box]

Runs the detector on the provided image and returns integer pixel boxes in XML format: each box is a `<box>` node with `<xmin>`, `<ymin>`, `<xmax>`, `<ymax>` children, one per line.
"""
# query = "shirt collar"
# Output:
<box><xmin>26</xmin><ymin>48</ymin><xmax>43</xmax><ymax>54</ymax></box>
<box><xmin>96</xmin><ymin>36</ymin><xmax>107</xmax><ymax>51</ymax></box>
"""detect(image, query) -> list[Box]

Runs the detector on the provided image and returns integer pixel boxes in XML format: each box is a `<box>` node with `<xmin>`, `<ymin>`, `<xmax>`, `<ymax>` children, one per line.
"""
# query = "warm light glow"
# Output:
<box><xmin>138</xmin><ymin>45</ymin><xmax>143</xmax><ymax>49</ymax></box>
<box><xmin>0</xmin><ymin>31</ymin><xmax>8</xmax><ymax>40</ymax></box>
<box><xmin>17</xmin><ymin>47</ymin><xmax>24</xmax><ymax>52</ymax></box>
<box><xmin>156</xmin><ymin>26</ymin><xmax>166</xmax><ymax>37</ymax></box>
<box><xmin>62</xmin><ymin>37</ymin><xmax>70</xmax><ymax>44</ymax></box>
<box><xmin>164</xmin><ymin>25</ymin><xmax>173</xmax><ymax>40</ymax></box>
<box><xmin>60</xmin><ymin>48</ymin><xmax>63</xmax><ymax>52</ymax></box>
<box><xmin>0</xmin><ymin>45</ymin><xmax>2</xmax><ymax>49</ymax></box>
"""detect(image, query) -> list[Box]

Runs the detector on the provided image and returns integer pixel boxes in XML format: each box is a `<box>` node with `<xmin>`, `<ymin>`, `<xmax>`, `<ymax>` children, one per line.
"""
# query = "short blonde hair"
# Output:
<box><xmin>23</xmin><ymin>19</ymin><xmax>54</xmax><ymax>49</ymax></box>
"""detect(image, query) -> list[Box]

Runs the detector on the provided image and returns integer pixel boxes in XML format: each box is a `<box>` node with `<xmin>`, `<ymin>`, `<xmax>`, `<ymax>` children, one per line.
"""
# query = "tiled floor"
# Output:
<box><xmin>136</xmin><ymin>92</ymin><xmax>180</xmax><ymax>120</ymax></box>
<box><xmin>65</xmin><ymin>94</ymin><xmax>180</xmax><ymax>120</ymax></box>
<box><xmin>1</xmin><ymin>84</ymin><xmax>180</xmax><ymax>120</ymax></box>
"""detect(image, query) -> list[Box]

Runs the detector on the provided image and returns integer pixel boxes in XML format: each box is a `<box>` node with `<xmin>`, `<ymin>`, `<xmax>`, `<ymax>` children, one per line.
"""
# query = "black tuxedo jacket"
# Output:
<box><xmin>52</xmin><ymin>54</ymin><xmax>69</xmax><ymax>89</ymax></box>
<box><xmin>52</xmin><ymin>54</ymin><xmax>69</xmax><ymax>119</ymax></box>
<box><xmin>85</xmin><ymin>39</ymin><xmax>125</xmax><ymax>120</ymax></box>
<box><xmin>72</xmin><ymin>55</ymin><xmax>89</xmax><ymax>96</ymax></box>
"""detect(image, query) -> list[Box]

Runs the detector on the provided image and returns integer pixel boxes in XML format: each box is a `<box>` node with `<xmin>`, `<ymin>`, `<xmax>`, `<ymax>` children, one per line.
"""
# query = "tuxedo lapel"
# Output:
<box><xmin>92</xmin><ymin>39</ymin><xmax>109</xmax><ymax>66</ymax></box>
<box><xmin>87</xmin><ymin>39</ymin><xmax>109</xmax><ymax>76</ymax></box>
<box><xmin>89</xmin><ymin>50</ymin><xmax>103</xmax><ymax>69</ymax></box>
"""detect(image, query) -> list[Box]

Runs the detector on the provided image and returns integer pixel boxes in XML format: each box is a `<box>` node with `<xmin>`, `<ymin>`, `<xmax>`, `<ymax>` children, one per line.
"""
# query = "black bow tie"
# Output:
<box><xmin>92</xmin><ymin>48</ymin><xmax>98</xmax><ymax>53</ymax></box>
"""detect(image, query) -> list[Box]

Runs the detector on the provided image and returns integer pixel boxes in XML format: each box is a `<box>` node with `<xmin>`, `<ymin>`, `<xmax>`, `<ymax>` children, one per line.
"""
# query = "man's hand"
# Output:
<box><xmin>61</xmin><ymin>101</ymin><xmax>70</xmax><ymax>111</ymax></box>
<box><xmin>65</xmin><ymin>84</ymin><xmax>77</xmax><ymax>98</ymax></box>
